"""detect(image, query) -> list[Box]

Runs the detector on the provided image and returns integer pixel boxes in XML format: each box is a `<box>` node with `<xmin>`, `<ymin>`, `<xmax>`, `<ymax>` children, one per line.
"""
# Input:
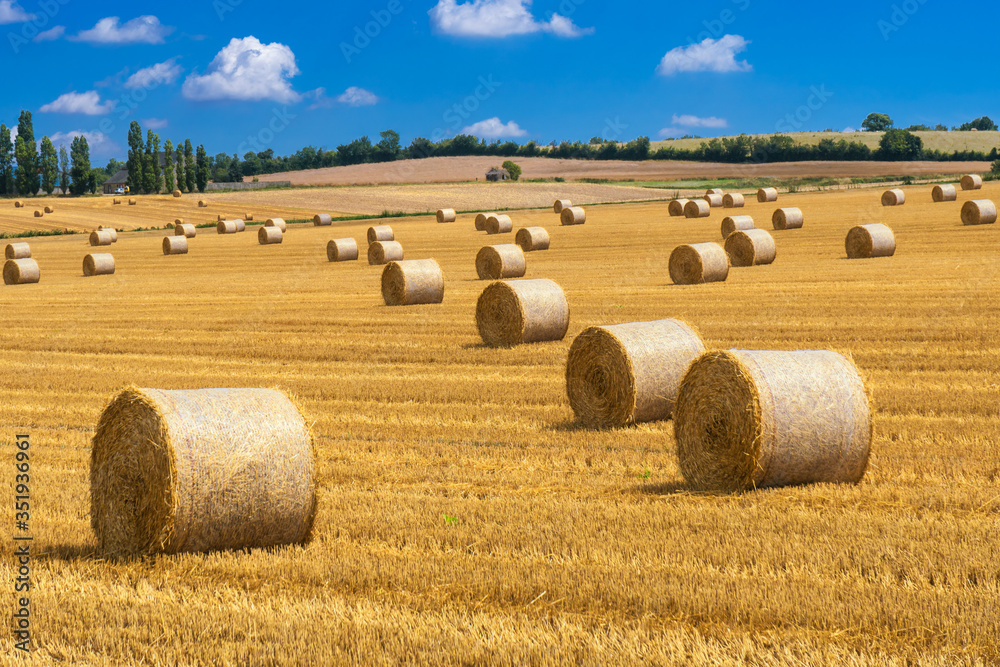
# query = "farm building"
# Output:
<box><xmin>486</xmin><ymin>167</ymin><xmax>510</xmax><ymax>182</ymax></box>
<box><xmin>103</xmin><ymin>170</ymin><xmax>129</xmax><ymax>194</ymax></box>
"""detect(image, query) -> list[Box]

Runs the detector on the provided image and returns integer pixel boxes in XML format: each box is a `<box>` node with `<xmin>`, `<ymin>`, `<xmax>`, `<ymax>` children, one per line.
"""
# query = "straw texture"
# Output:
<box><xmin>723</xmin><ymin>193</ymin><xmax>745</xmax><ymax>208</ymax></box>
<box><xmin>368</xmin><ymin>241</ymin><xmax>404</xmax><ymax>265</ymax></box>
<box><xmin>258</xmin><ymin>227</ymin><xmax>283</xmax><ymax>245</ymax></box>
<box><xmin>368</xmin><ymin>225</ymin><xmax>394</xmax><ymax>244</ymax></box>
<box><xmin>669</xmin><ymin>243</ymin><xmax>730</xmax><ymax>285</ymax></box>
<box><xmin>772</xmin><ymin>208</ymin><xmax>804</xmax><ymax>230</ymax></box>
<box><xmin>961</xmin><ymin>174</ymin><xmax>983</xmax><ymax>190</ymax></box>
<box><xmin>84</xmin><ymin>253</ymin><xmax>115</xmax><ymax>277</ymax></box>
<box><xmin>704</xmin><ymin>194</ymin><xmax>723</xmax><ymax>208</ymax></box>
<box><xmin>173</xmin><ymin>219</ymin><xmax>184</xmax><ymax>227</ymax></box>
<box><xmin>90</xmin><ymin>387</ymin><xmax>317</xmax><ymax>555</ymax></box>
<box><xmin>725</xmin><ymin>229</ymin><xmax>776</xmax><ymax>267</ymax></box>
<box><xmin>475</xmin><ymin>279</ymin><xmax>569</xmax><ymax>347</ymax></box>
<box><xmin>553</xmin><ymin>199</ymin><xmax>572</xmax><ymax>213</ymax></box>
<box><xmin>515</xmin><ymin>227</ymin><xmax>550</xmax><ymax>252</ymax></box>
<box><xmin>476</xmin><ymin>244</ymin><xmax>526</xmax><ymax>280</ymax></box>
<box><xmin>881</xmin><ymin>189</ymin><xmax>905</xmax><ymax>206</ymax></box>
<box><xmin>128</xmin><ymin>199</ymin><xmax>136</xmax><ymax>205</ymax></box>
<box><xmin>112</xmin><ymin>199</ymin><xmax>121</xmax><ymax>205</ymax></box>
<box><xmin>198</xmin><ymin>200</ymin><xmax>208</xmax><ymax>207</ymax></box>
<box><xmin>3</xmin><ymin>258</ymin><xmax>40</xmax><ymax>285</ymax></box>
<box><xmin>314</xmin><ymin>214</ymin><xmax>333</xmax><ymax>226</ymax></box>
<box><xmin>217</xmin><ymin>221</ymin><xmax>238</xmax><ymax>235</ymax></box>
<box><xmin>163</xmin><ymin>236</ymin><xmax>188</xmax><ymax>255</ymax></box>
<box><xmin>33</xmin><ymin>210</ymin><xmax>42</xmax><ymax>218</ymax></box>
<box><xmin>487</xmin><ymin>215</ymin><xmax>513</xmax><ymax>235</ymax></box>
<box><xmin>721</xmin><ymin>215</ymin><xmax>755</xmax><ymax>238</ymax></box>
<box><xmin>705</xmin><ymin>188</ymin><xmax>723</xmax><ymax>196</ymax></box>
<box><xmin>846</xmin><ymin>223</ymin><xmax>896</xmax><ymax>259</ymax></box>
<box><xmin>674</xmin><ymin>349</ymin><xmax>872</xmax><ymax>492</ymax></box>
<box><xmin>381</xmin><ymin>259</ymin><xmax>445</xmax><ymax>306</ymax></box>
<box><xmin>565</xmin><ymin>319</ymin><xmax>706</xmax><ymax>428</ymax></box>
<box><xmin>961</xmin><ymin>200</ymin><xmax>997</xmax><ymax>225</ymax></box>
<box><xmin>560</xmin><ymin>207</ymin><xmax>586</xmax><ymax>226</ymax></box>
<box><xmin>172</xmin><ymin>190</ymin><xmax>182</xmax><ymax>197</ymax></box>
<box><xmin>669</xmin><ymin>199</ymin><xmax>691</xmax><ymax>217</ymax></box>
<box><xmin>684</xmin><ymin>200</ymin><xmax>711</xmax><ymax>218</ymax></box>
<box><xmin>245</xmin><ymin>214</ymin><xmax>254</xmax><ymax>222</ymax></box>
<box><xmin>757</xmin><ymin>188</ymin><xmax>778</xmax><ymax>203</ymax></box>
<box><xmin>475</xmin><ymin>213</ymin><xmax>495</xmax><ymax>231</ymax></box>
<box><xmin>44</xmin><ymin>206</ymin><xmax>54</xmax><ymax>214</ymax></box>
<box><xmin>5</xmin><ymin>243</ymin><xmax>30</xmax><ymax>260</ymax></box>
<box><xmin>266</xmin><ymin>218</ymin><xmax>287</xmax><ymax>232</ymax></box>
<box><xmin>90</xmin><ymin>230</ymin><xmax>114</xmax><ymax>247</ymax></box>
<box><xmin>13</xmin><ymin>200</ymin><xmax>22</xmax><ymax>208</ymax></box>
<box><xmin>98</xmin><ymin>227</ymin><xmax>119</xmax><ymax>242</ymax></box>
<box><xmin>234</xmin><ymin>219</ymin><xmax>246</xmax><ymax>232</ymax></box>
<box><xmin>932</xmin><ymin>185</ymin><xmax>957</xmax><ymax>202</ymax></box>
<box><xmin>327</xmin><ymin>238</ymin><xmax>359</xmax><ymax>262</ymax></box>
<box><xmin>175</xmin><ymin>224</ymin><xmax>196</xmax><ymax>238</ymax></box>
<box><xmin>437</xmin><ymin>209</ymin><xmax>457</xmax><ymax>223</ymax></box>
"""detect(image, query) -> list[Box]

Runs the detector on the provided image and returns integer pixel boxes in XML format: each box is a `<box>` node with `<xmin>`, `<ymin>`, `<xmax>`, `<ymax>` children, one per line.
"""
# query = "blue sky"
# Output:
<box><xmin>0</xmin><ymin>0</ymin><xmax>997</xmax><ymax>162</ymax></box>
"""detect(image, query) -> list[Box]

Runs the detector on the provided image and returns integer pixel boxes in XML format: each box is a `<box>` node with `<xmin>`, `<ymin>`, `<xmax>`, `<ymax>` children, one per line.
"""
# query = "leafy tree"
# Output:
<box><xmin>195</xmin><ymin>144</ymin><xmax>208</xmax><ymax>192</ymax></box>
<box><xmin>242</xmin><ymin>151</ymin><xmax>261</xmax><ymax>177</ymax></box>
<box><xmin>958</xmin><ymin>116</ymin><xmax>998</xmax><ymax>131</ymax></box>
<box><xmin>934</xmin><ymin>124</ymin><xmax>948</xmax><ymax>131</ymax></box>
<box><xmin>620</xmin><ymin>136</ymin><xmax>651</xmax><ymax>161</ymax></box>
<box><xmin>501</xmin><ymin>160</ymin><xmax>521</xmax><ymax>181</ymax></box>
<box><xmin>861</xmin><ymin>113</ymin><xmax>893</xmax><ymax>132</ymax></box>
<box><xmin>58</xmin><ymin>145</ymin><xmax>69</xmax><ymax>194</ymax></box>
<box><xmin>876</xmin><ymin>128</ymin><xmax>923</xmax><ymax>161</ymax></box>
<box><xmin>69</xmin><ymin>135</ymin><xmax>91</xmax><ymax>196</ymax></box>
<box><xmin>104</xmin><ymin>158</ymin><xmax>125</xmax><ymax>176</ymax></box>
<box><xmin>406</xmin><ymin>137</ymin><xmax>435</xmax><ymax>160</ymax></box>
<box><xmin>906</xmin><ymin>124</ymin><xmax>931</xmax><ymax>132</ymax></box>
<box><xmin>15</xmin><ymin>110</ymin><xmax>38</xmax><ymax>195</ymax></box>
<box><xmin>39</xmin><ymin>137</ymin><xmax>58</xmax><ymax>195</ymax></box>
<box><xmin>163</xmin><ymin>139</ymin><xmax>175</xmax><ymax>192</ymax></box>
<box><xmin>184</xmin><ymin>140</ymin><xmax>196</xmax><ymax>192</ymax></box>
<box><xmin>145</xmin><ymin>129</ymin><xmax>161</xmax><ymax>193</ymax></box>
<box><xmin>227</xmin><ymin>153</ymin><xmax>241</xmax><ymax>183</ymax></box>
<box><xmin>174</xmin><ymin>141</ymin><xmax>185</xmax><ymax>192</ymax></box>
<box><xmin>126</xmin><ymin>121</ymin><xmax>144</xmax><ymax>193</ymax></box>
<box><xmin>374</xmin><ymin>130</ymin><xmax>401</xmax><ymax>162</ymax></box>
<box><xmin>0</xmin><ymin>124</ymin><xmax>12</xmax><ymax>195</ymax></box>
<box><xmin>336</xmin><ymin>136</ymin><xmax>374</xmax><ymax>165</ymax></box>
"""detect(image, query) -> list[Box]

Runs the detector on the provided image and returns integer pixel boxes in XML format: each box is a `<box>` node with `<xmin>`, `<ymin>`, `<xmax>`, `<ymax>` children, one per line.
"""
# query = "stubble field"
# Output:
<box><xmin>0</xmin><ymin>181</ymin><xmax>998</xmax><ymax>664</ymax></box>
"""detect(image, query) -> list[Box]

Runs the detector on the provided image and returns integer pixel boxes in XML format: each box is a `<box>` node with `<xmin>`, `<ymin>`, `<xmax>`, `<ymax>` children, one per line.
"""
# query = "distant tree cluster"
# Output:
<box><xmin>125</xmin><ymin>120</ymin><xmax>205</xmax><ymax>194</ymax></box>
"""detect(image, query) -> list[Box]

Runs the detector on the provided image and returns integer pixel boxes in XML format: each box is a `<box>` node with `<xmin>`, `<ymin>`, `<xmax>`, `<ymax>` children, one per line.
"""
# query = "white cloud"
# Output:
<box><xmin>142</xmin><ymin>118</ymin><xmax>169</xmax><ymax>129</ymax></box>
<box><xmin>39</xmin><ymin>91</ymin><xmax>114</xmax><ymax>115</ymax></box>
<box><xmin>49</xmin><ymin>130</ymin><xmax>118</xmax><ymax>155</ymax></box>
<box><xmin>842</xmin><ymin>126</ymin><xmax>857</xmax><ymax>133</ymax></box>
<box><xmin>0</xmin><ymin>1</ymin><xmax>35</xmax><ymax>24</ymax></box>
<box><xmin>429</xmin><ymin>0</ymin><xmax>593</xmax><ymax>38</ymax></box>
<box><xmin>73</xmin><ymin>15</ymin><xmax>173</xmax><ymax>45</ymax></box>
<box><xmin>461</xmin><ymin>117</ymin><xmax>527</xmax><ymax>139</ymax></box>
<box><xmin>182</xmin><ymin>36</ymin><xmax>300</xmax><ymax>104</ymax></box>
<box><xmin>337</xmin><ymin>86</ymin><xmax>378</xmax><ymax>107</ymax></box>
<box><xmin>125</xmin><ymin>59</ymin><xmax>183</xmax><ymax>89</ymax></box>
<box><xmin>34</xmin><ymin>26</ymin><xmax>65</xmax><ymax>42</ymax></box>
<box><xmin>657</xmin><ymin>35</ymin><xmax>752</xmax><ymax>76</ymax></box>
<box><xmin>672</xmin><ymin>114</ymin><xmax>728</xmax><ymax>129</ymax></box>
<box><xmin>305</xmin><ymin>87</ymin><xmax>334</xmax><ymax>111</ymax></box>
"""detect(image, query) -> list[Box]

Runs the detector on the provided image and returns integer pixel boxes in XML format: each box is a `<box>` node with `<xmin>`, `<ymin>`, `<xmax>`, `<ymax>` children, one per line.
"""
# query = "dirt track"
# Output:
<box><xmin>252</xmin><ymin>156</ymin><xmax>991</xmax><ymax>186</ymax></box>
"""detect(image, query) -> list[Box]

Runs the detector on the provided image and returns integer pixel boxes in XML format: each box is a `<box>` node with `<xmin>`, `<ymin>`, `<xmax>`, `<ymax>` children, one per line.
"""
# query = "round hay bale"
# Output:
<box><xmin>90</xmin><ymin>230</ymin><xmax>114</xmax><ymax>247</ymax></box>
<box><xmin>313</xmin><ymin>213</ymin><xmax>333</xmax><ymax>226</ymax></box>
<box><xmin>217</xmin><ymin>221</ymin><xmax>238</xmax><ymax>235</ymax></box>
<box><xmin>173</xmin><ymin>218</ymin><xmax>184</xmax><ymax>227</ymax></box>
<box><xmin>437</xmin><ymin>208</ymin><xmax>456</xmax><ymax>223</ymax></box>
<box><xmin>515</xmin><ymin>227</ymin><xmax>550</xmax><ymax>252</ymax></box>
<box><xmin>97</xmin><ymin>226</ymin><xmax>118</xmax><ymax>242</ymax></box>
<box><xmin>725</xmin><ymin>229</ymin><xmax>776</xmax><ymax>267</ymax></box>
<box><xmin>90</xmin><ymin>387</ymin><xmax>317</xmax><ymax>555</ymax></box>
<box><xmin>368</xmin><ymin>225</ymin><xmax>394</xmax><ymax>244</ymax></box>
<box><xmin>5</xmin><ymin>242</ymin><xmax>31</xmax><ymax>260</ymax></box>
<box><xmin>846</xmin><ymin>223</ymin><xmax>896</xmax><ymax>259</ymax></box>
<box><xmin>217</xmin><ymin>215</ymin><xmax>227</xmax><ymax>222</ymax></box>
<box><xmin>931</xmin><ymin>184</ymin><xmax>957</xmax><ymax>202</ymax></box>
<box><xmin>327</xmin><ymin>238</ymin><xmax>359</xmax><ymax>262</ymax></box>
<box><xmin>668</xmin><ymin>199</ymin><xmax>691</xmax><ymax>217</ymax></box>
<box><xmin>881</xmin><ymin>189</ymin><xmax>905</xmax><ymax>206</ymax></box>
<box><xmin>757</xmin><ymin>187</ymin><xmax>778</xmax><ymax>203</ymax></box>
<box><xmin>113</xmin><ymin>198</ymin><xmax>121</xmax><ymax>205</ymax></box>
<box><xmin>14</xmin><ymin>200</ymin><xmax>22</xmax><ymax>208</ymax></box>
<box><xmin>674</xmin><ymin>349</ymin><xmax>871</xmax><ymax>492</ymax></box>
<box><xmin>175</xmin><ymin>224</ymin><xmax>196</xmax><ymax>238</ymax></box>
<box><xmin>475</xmin><ymin>213</ymin><xmax>495</xmax><ymax>231</ymax></box>
<box><xmin>381</xmin><ymin>259</ymin><xmax>445</xmax><ymax>306</ymax></box>
<box><xmin>234</xmin><ymin>219</ymin><xmax>246</xmax><ymax>232</ymax></box>
<box><xmin>669</xmin><ymin>243</ymin><xmax>729</xmax><ymax>285</ymax></box>
<box><xmin>961</xmin><ymin>199</ymin><xmax>997</xmax><ymax>225</ymax></box>
<box><xmin>266</xmin><ymin>218</ymin><xmax>287</xmax><ymax>232</ymax></box>
<box><xmin>163</xmin><ymin>236</ymin><xmax>189</xmax><ymax>255</ymax></box>
<box><xmin>368</xmin><ymin>241</ymin><xmax>403</xmax><ymax>265</ymax></box>
<box><xmin>44</xmin><ymin>205</ymin><xmax>54</xmax><ymax>214</ymax></box>
<box><xmin>553</xmin><ymin>199</ymin><xmax>572</xmax><ymax>213</ymax></box>
<box><xmin>476</xmin><ymin>244</ymin><xmax>526</xmax><ymax>280</ymax></box>
<box><xmin>560</xmin><ymin>207</ymin><xmax>586</xmax><ymax>226</ymax></box>
<box><xmin>487</xmin><ymin>215</ymin><xmax>513</xmax><ymax>235</ymax></box>
<box><xmin>565</xmin><ymin>319</ymin><xmax>706</xmax><ymax>428</ymax></box>
<box><xmin>33</xmin><ymin>210</ymin><xmax>43</xmax><ymax>218</ymax></box>
<box><xmin>705</xmin><ymin>188</ymin><xmax>723</xmax><ymax>196</ymax></box>
<box><xmin>128</xmin><ymin>199</ymin><xmax>136</xmax><ymax>206</ymax></box>
<box><xmin>961</xmin><ymin>174</ymin><xmax>983</xmax><ymax>190</ymax></box>
<box><xmin>772</xmin><ymin>207</ymin><xmax>804</xmax><ymax>230</ymax></box>
<box><xmin>172</xmin><ymin>190</ymin><xmax>182</xmax><ymax>197</ymax></box>
<box><xmin>83</xmin><ymin>253</ymin><xmax>115</xmax><ymax>277</ymax></box>
<box><xmin>3</xmin><ymin>258</ymin><xmax>40</xmax><ymax>285</ymax></box>
<box><xmin>245</xmin><ymin>214</ymin><xmax>254</xmax><ymax>221</ymax></box>
<box><xmin>703</xmin><ymin>194</ymin><xmax>723</xmax><ymax>208</ymax></box>
<box><xmin>721</xmin><ymin>215</ymin><xmax>755</xmax><ymax>238</ymax></box>
<box><xmin>258</xmin><ymin>227</ymin><xmax>283</xmax><ymax>245</ymax></box>
<box><xmin>684</xmin><ymin>199</ymin><xmax>711</xmax><ymax>218</ymax></box>
<box><xmin>475</xmin><ymin>279</ymin><xmax>569</xmax><ymax>347</ymax></box>
<box><xmin>723</xmin><ymin>193</ymin><xmax>745</xmax><ymax>208</ymax></box>
<box><xmin>198</xmin><ymin>200</ymin><xmax>208</xmax><ymax>207</ymax></box>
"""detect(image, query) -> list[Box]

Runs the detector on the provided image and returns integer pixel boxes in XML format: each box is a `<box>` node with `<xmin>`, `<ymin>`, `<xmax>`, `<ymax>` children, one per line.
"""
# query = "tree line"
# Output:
<box><xmin>125</xmin><ymin>120</ymin><xmax>209</xmax><ymax>194</ymax></box>
<box><xmin>0</xmin><ymin>111</ymin><xmax>108</xmax><ymax>196</ymax></box>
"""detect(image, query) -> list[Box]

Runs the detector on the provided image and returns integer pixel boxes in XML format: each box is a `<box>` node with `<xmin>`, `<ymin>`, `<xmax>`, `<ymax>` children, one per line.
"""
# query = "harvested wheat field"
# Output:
<box><xmin>0</xmin><ymin>182</ymin><xmax>998</xmax><ymax>665</ymax></box>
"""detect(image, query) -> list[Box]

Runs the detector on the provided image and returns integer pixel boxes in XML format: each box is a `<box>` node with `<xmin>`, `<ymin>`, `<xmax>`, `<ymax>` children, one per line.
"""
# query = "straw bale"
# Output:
<box><xmin>3</xmin><ymin>258</ymin><xmax>39</xmax><ymax>285</ymax></box>
<box><xmin>931</xmin><ymin>184</ymin><xmax>957</xmax><ymax>202</ymax></box>
<box><xmin>437</xmin><ymin>209</ymin><xmax>457</xmax><ymax>223</ymax></box>
<box><xmin>684</xmin><ymin>200</ymin><xmax>711</xmax><ymax>218</ymax></box>
<box><xmin>258</xmin><ymin>227</ymin><xmax>283</xmax><ymax>245</ymax></box>
<box><xmin>515</xmin><ymin>227</ymin><xmax>549</xmax><ymax>252</ymax></box>
<box><xmin>476</xmin><ymin>244</ymin><xmax>526</xmax><ymax>280</ymax></box>
<box><xmin>846</xmin><ymin>224</ymin><xmax>896</xmax><ymax>258</ymax></box>
<box><xmin>961</xmin><ymin>199</ymin><xmax>997</xmax><ymax>225</ymax></box>
<box><xmin>881</xmin><ymin>189</ymin><xmax>905</xmax><ymax>206</ymax></box>
<box><xmin>487</xmin><ymin>214</ymin><xmax>513</xmax><ymax>234</ymax></box>
<box><xmin>84</xmin><ymin>253</ymin><xmax>115</xmax><ymax>276</ymax></box>
<box><xmin>5</xmin><ymin>243</ymin><xmax>30</xmax><ymax>260</ymax></box>
<box><xmin>725</xmin><ymin>229</ymin><xmax>776</xmax><ymax>267</ymax></box>
<box><xmin>327</xmin><ymin>238</ymin><xmax>359</xmax><ymax>262</ymax></box>
<box><xmin>723</xmin><ymin>193</ymin><xmax>745</xmax><ymax>208</ymax></box>
<box><xmin>772</xmin><ymin>207</ymin><xmax>804</xmax><ymax>230</ymax></box>
<box><xmin>314</xmin><ymin>214</ymin><xmax>333</xmax><ymax>226</ymax></box>
<box><xmin>669</xmin><ymin>199</ymin><xmax>690</xmax><ymax>217</ymax></box>
<box><xmin>90</xmin><ymin>230</ymin><xmax>114</xmax><ymax>246</ymax></box>
<box><xmin>381</xmin><ymin>259</ymin><xmax>445</xmax><ymax>306</ymax></box>
<box><xmin>553</xmin><ymin>199</ymin><xmax>572</xmax><ymax>213</ymax></box>
<box><xmin>961</xmin><ymin>174</ymin><xmax>983</xmax><ymax>190</ymax></box>
<box><xmin>266</xmin><ymin>218</ymin><xmax>287</xmax><ymax>232</ymax></box>
<box><xmin>757</xmin><ymin>188</ymin><xmax>778</xmax><ymax>203</ymax></box>
<box><xmin>163</xmin><ymin>236</ymin><xmax>188</xmax><ymax>255</ymax></box>
<box><xmin>368</xmin><ymin>225</ymin><xmax>394</xmax><ymax>243</ymax></box>
<box><xmin>475</xmin><ymin>279</ymin><xmax>569</xmax><ymax>347</ymax></box>
<box><xmin>721</xmin><ymin>215</ymin><xmax>754</xmax><ymax>238</ymax></box>
<box><xmin>368</xmin><ymin>241</ymin><xmax>403</xmax><ymax>265</ymax></box>
<box><xmin>175</xmin><ymin>224</ymin><xmax>196</xmax><ymax>238</ymax></box>
<box><xmin>669</xmin><ymin>243</ymin><xmax>729</xmax><ymax>285</ymax></box>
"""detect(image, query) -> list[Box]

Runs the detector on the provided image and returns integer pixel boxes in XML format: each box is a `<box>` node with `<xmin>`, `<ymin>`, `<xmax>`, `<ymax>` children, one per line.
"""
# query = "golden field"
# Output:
<box><xmin>0</xmin><ymin>181</ymin><xmax>998</xmax><ymax>665</ymax></box>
